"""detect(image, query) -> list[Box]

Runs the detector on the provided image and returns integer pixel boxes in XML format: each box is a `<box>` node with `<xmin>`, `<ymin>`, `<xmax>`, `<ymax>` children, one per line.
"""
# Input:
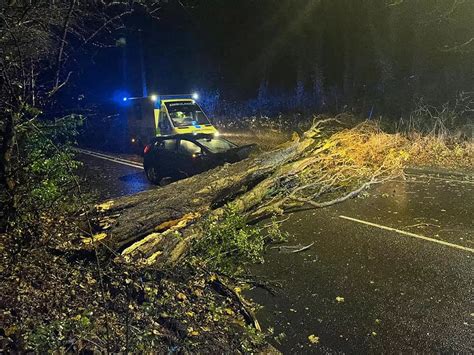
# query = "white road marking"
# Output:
<box><xmin>74</xmin><ymin>148</ymin><xmax>144</xmax><ymax>170</ymax></box>
<box><xmin>339</xmin><ymin>215</ymin><xmax>474</xmax><ymax>253</ymax></box>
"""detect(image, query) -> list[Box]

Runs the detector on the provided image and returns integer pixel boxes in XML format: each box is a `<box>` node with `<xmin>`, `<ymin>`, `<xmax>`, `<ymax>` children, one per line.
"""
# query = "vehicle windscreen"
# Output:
<box><xmin>165</xmin><ymin>101</ymin><xmax>211</xmax><ymax>127</ymax></box>
<box><xmin>196</xmin><ymin>137</ymin><xmax>236</xmax><ymax>153</ymax></box>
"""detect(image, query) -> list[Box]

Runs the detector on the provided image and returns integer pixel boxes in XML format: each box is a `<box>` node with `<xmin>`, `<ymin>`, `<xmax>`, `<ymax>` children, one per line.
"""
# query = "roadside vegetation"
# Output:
<box><xmin>2</xmin><ymin>105</ymin><xmax>472</xmax><ymax>352</ymax></box>
<box><xmin>1</xmin><ymin>230</ymin><xmax>271</xmax><ymax>352</ymax></box>
<box><xmin>0</xmin><ymin>2</ymin><xmax>270</xmax><ymax>352</ymax></box>
<box><xmin>397</xmin><ymin>93</ymin><xmax>473</xmax><ymax>169</ymax></box>
<box><xmin>1</xmin><ymin>1</ymin><xmax>473</xmax><ymax>353</ymax></box>
<box><xmin>191</xmin><ymin>209</ymin><xmax>288</xmax><ymax>274</ymax></box>
<box><xmin>216</xmin><ymin>92</ymin><xmax>473</xmax><ymax>169</ymax></box>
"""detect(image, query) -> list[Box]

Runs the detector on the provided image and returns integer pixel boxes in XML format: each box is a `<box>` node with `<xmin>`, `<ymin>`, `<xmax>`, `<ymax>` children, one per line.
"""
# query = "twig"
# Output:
<box><xmin>211</xmin><ymin>276</ymin><xmax>262</xmax><ymax>331</ymax></box>
<box><xmin>290</xmin><ymin>242</ymin><xmax>314</xmax><ymax>253</ymax></box>
<box><xmin>270</xmin><ymin>242</ymin><xmax>314</xmax><ymax>254</ymax></box>
<box><xmin>54</xmin><ymin>0</ymin><xmax>75</xmax><ymax>88</ymax></box>
<box><xmin>404</xmin><ymin>222</ymin><xmax>440</xmax><ymax>229</ymax></box>
<box><xmin>290</xmin><ymin>179</ymin><xmax>378</xmax><ymax>209</ymax></box>
<box><xmin>217</xmin><ymin>271</ymin><xmax>282</xmax><ymax>296</ymax></box>
<box><xmin>261</xmin><ymin>215</ymin><xmax>290</xmax><ymax>228</ymax></box>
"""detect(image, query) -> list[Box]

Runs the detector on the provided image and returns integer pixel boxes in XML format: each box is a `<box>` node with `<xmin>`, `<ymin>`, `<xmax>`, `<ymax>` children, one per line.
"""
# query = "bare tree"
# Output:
<box><xmin>0</xmin><ymin>1</ymin><xmax>160</xmax><ymax>230</ymax></box>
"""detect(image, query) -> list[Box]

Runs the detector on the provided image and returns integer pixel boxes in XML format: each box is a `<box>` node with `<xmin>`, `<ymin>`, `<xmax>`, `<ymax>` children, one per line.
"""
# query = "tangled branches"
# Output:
<box><xmin>247</xmin><ymin>120</ymin><xmax>408</xmax><ymax>220</ymax></box>
<box><xmin>397</xmin><ymin>92</ymin><xmax>473</xmax><ymax>138</ymax></box>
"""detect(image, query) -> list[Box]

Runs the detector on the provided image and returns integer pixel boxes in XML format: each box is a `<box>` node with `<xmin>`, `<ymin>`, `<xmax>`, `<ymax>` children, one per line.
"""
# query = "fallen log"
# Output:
<box><xmin>84</xmin><ymin>119</ymin><xmax>407</xmax><ymax>266</ymax></box>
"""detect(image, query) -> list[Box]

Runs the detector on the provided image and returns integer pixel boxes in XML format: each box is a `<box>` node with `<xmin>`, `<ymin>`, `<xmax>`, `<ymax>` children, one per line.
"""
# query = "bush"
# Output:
<box><xmin>12</xmin><ymin>114</ymin><xmax>84</xmax><ymax>228</ymax></box>
<box><xmin>191</xmin><ymin>207</ymin><xmax>287</xmax><ymax>274</ymax></box>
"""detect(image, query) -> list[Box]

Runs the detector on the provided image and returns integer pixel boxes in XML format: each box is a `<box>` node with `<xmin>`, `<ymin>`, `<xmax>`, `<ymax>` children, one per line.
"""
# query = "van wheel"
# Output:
<box><xmin>145</xmin><ymin>166</ymin><xmax>162</xmax><ymax>185</ymax></box>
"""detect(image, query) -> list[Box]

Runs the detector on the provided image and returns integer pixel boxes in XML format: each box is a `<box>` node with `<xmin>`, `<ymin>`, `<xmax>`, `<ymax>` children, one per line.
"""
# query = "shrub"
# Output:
<box><xmin>191</xmin><ymin>207</ymin><xmax>287</xmax><ymax>274</ymax></box>
<box><xmin>11</xmin><ymin>114</ymin><xmax>84</xmax><ymax>229</ymax></box>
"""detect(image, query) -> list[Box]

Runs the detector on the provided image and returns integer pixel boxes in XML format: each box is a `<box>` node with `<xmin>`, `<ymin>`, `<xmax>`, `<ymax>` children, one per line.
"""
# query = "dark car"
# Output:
<box><xmin>143</xmin><ymin>134</ymin><xmax>256</xmax><ymax>184</ymax></box>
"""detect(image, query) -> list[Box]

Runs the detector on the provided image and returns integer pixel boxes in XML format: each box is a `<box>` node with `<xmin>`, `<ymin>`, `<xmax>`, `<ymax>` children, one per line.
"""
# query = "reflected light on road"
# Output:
<box><xmin>119</xmin><ymin>172</ymin><xmax>152</xmax><ymax>197</ymax></box>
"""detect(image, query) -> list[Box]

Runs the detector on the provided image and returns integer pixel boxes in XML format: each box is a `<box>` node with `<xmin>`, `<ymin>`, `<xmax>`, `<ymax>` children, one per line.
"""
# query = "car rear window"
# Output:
<box><xmin>179</xmin><ymin>139</ymin><xmax>202</xmax><ymax>155</ymax></box>
<box><xmin>197</xmin><ymin>137</ymin><xmax>236</xmax><ymax>153</ymax></box>
<box><xmin>155</xmin><ymin>139</ymin><xmax>177</xmax><ymax>151</ymax></box>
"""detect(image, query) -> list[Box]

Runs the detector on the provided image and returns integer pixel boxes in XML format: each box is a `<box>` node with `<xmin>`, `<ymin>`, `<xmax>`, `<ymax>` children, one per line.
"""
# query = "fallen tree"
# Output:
<box><xmin>81</xmin><ymin>119</ymin><xmax>408</xmax><ymax>266</ymax></box>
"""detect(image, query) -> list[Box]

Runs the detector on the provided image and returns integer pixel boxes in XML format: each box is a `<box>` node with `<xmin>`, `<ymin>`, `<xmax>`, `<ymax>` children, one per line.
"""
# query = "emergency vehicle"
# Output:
<box><xmin>125</xmin><ymin>94</ymin><xmax>218</xmax><ymax>149</ymax></box>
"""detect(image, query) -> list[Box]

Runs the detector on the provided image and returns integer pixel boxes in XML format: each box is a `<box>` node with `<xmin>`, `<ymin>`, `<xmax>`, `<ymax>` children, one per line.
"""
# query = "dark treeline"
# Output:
<box><xmin>187</xmin><ymin>0</ymin><xmax>473</xmax><ymax>116</ymax></box>
<box><xmin>62</xmin><ymin>0</ymin><xmax>474</xmax><ymax>151</ymax></box>
<box><xmin>66</xmin><ymin>0</ymin><xmax>473</xmax><ymax>118</ymax></box>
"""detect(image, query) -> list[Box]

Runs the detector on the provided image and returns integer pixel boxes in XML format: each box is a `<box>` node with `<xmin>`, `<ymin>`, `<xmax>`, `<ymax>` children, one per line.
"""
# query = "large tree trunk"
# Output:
<box><xmin>84</xmin><ymin>120</ymin><xmax>404</xmax><ymax>266</ymax></box>
<box><xmin>87</xmin><ymin>136</ymin><xmax>309</xmax><ymax>260</ymax></box>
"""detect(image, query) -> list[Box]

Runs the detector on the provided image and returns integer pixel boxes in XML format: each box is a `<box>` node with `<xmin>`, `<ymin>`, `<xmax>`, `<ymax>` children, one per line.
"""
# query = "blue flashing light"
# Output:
<box><xmin>192</xmin><ymin>92</ymin><xmax>199</xmax><ymax>100</ymax></box>
<box><xmin>123</xmin><ymin>97</ymin><xmax>128</xmax><ymax>102</ymax></box>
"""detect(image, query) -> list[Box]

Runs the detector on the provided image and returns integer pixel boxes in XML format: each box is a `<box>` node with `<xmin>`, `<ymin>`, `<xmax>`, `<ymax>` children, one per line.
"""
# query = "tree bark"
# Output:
<box><xmin>88</xmin><ymin>139</ymin><xmax>304</xmax><ymax>253</ymax></box>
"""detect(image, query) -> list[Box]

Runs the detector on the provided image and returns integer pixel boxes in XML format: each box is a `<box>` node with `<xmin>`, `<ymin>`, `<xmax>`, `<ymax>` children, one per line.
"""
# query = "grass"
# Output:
<box><xmin>406</xmin><ymin>134</ymin><xmax>473</xmax><ymax>170</ymax></box>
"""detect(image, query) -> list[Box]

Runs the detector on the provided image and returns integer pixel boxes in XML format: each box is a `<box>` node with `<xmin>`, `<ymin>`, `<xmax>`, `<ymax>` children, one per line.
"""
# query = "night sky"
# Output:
<box><xmin>69</xmin><ymin>0</ymin><xmax>473</xmax><ymax>115</ymax></box>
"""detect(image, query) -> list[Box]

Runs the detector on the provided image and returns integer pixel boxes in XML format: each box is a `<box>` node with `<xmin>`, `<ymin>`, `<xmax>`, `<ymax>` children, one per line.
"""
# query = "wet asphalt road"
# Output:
<box><xmin>77</xmin><ymin>151</ymin><xmax>473</xmax><ymax>353</ymax></box>
<box><xmin>76</xmin><ymin>153</ymin><xmax>151</xmax><ymax>200</ymax></box>
<box><xmin>248</xmin><ymin>173</ymin><xmax>473</xmax><ymax>353</ymax></box>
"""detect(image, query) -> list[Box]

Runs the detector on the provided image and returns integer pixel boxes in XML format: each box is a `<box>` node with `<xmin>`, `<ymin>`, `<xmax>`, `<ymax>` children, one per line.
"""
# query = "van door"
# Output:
<box><xmin>158</xmin><ymin>105</ymin><xmax>172</xmax><ymax>135</ymax></box>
